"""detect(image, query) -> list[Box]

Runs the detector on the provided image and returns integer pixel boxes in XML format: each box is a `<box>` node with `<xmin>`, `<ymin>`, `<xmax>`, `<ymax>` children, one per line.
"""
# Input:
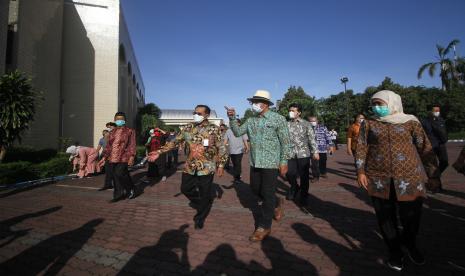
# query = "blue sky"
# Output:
<box><xmin>121</xmin><ymin>0</ymin><xmax>465</xmax><ymax>119</ymax></box>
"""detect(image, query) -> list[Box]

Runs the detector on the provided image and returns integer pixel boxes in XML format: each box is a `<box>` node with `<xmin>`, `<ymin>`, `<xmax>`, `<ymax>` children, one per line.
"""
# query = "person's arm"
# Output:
<box><xmin>79</xmin><ymin>148</ymin><xmax>87</xmax><ymax>169</ymax></box>
<box><xmin>157</xmin><ymin>131</ymin><xmax>185</xmax><ymax>154</ymax></box>
<box><xmin>216</xmin><ymin>128</ymin><xmax>229</xmax><ymax>176</ymax></box>
<box><xmin>242</xmin><ymin>134</ymin><xmax>249</xmax><ymax>153</ymax></box>
<box><xmin>355</xmin><ymin>121</ymin><xmax>369</xmax><ymax>189</ymax></box>
<box><xmin>347</xmin><ymin>126</ymin><xmax>353</xmax><ymax>155</ymax></box>
<box><xmin>277</xmin><ymin>116</ymin><xmax>292</xmax><ymax>167</ymax></box>
<box><xmin>412</xmin><ymin>121</ymin><xmax>439</xmax><ymax>179</ymax></box>
<box><xmin>230</xmin><ymin>118</ymin><xmax>248</xmax><ymax>137</ymax></box>
<box><xmin>306</xmin><ymin>123</ymin><xmax>319</xmax><ymax>159</ymax></box>
<box><xmin>145</xmin><ymin>136</ymin><xmax>152</xmax><ymax>147</ymax></box>
<box><xmin>127</xmin><ymin>130</ymin><xmax>137</xmax><ymax>166</ymax></box>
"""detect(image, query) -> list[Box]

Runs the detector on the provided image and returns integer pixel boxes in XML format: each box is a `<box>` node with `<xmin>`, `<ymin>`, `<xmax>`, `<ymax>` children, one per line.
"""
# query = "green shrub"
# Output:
<box><xmin>34</xmin><ymin>155</ymin><xmax>72</xmax><ymax>178</ymax></box>
<box><xmin>0</xmin><ymin>161</ymin><xmax>38</xmax><ymax>185</ymax></box>
<box><xmin>137</xmin><ymin>146</ymin><xmax>147</xmax><ymax>158</ymax></box>
<box><xmin>3</xmin><ymin>147</ymin><xmax>57</xmax><ymax>163</ymax></box>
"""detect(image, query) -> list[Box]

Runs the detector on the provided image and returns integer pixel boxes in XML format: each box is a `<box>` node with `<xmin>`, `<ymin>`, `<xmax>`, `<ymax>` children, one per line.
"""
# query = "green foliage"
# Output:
<box><xmin>136</xmin><ymin>146</ymin><xmax>146</xmax><ymax>158</ymax></box>
<box><xmin>0</xmin><ymin>71</ymin><xmax>42</xmax><ymax>161</ymax></box>
<box><xmin>136</xmin><ymin>103</ymin><xmax>166</xmax><ymax>144</ymax></box>
<box><xmin>3</xmin><ymin>147</ymin><xmax>57</xmax><ymax>163</ymax></box>
<box><xmin>277</xmin><ymin>86</ymin><xmax>317</xmax><ymax>119</ymax></box>
<box><xmin>0</xmin><ymin>154</ymin><xmax>72</xmax><ymax>185</ymax></box>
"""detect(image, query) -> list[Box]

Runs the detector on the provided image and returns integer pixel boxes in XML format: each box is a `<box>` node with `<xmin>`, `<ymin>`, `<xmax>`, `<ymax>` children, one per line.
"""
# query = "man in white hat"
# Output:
<box><xmin>226</xmin><ymin>90</ymin><xmax>292</xmax><ymax>241</ymax></box>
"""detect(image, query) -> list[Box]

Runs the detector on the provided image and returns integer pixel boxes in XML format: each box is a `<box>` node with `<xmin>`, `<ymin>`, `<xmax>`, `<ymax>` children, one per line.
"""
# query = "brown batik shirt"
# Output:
<box><xmin>102</xmin><ymin>126</ymin><xmax>136</xmax><ymax>163</ymax></box>
<box><xmin>356</xmin><ymin>120</ymin><xmax>438</xmax><ymax>201</ymax></box>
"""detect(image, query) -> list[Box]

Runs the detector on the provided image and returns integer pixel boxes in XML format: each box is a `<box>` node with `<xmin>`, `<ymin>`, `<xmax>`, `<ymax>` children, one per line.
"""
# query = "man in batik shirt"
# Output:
<box><xmin>226</xmin><ymin>90</ymin><xmax>292</xmax><ymax>242</ymax></box>
<box><xmin>286</xmin><ymin>103</ymin><xmax>319</xmax><ymax>205</ymax></box>
<box><xmin>100</xmin><ymin>112</ymin><xmax>137</xmax><ymax>202</ymax></box>
<box><xmin>151</xmin><ymin>105</ymin><xmax>228</xmax><ymax>230</ymax></box>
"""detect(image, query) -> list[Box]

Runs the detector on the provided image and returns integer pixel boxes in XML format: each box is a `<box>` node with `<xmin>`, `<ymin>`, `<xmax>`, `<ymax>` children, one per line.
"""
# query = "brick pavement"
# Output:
<box><xmin>0</xmin><ymin>143</ymin><xmax>464</xmax><ymax>275</ymax></box>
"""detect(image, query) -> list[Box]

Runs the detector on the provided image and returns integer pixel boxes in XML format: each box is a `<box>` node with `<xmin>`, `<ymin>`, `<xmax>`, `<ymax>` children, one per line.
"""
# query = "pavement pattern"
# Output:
<box><xmin>0</xmin><ymin>144</ymin><xmax>464</xmax><ymax>276</ymax></box>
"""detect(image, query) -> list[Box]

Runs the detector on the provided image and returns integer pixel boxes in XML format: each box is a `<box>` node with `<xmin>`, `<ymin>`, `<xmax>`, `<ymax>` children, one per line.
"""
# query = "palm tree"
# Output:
<box><xmin>418</xmin><ymin>39</ymin><xmax>460</xmax><ymax>91</ymax></box>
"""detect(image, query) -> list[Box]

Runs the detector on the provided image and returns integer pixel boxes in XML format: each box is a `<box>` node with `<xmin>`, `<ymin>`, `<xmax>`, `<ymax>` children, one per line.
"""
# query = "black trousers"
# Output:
<box><xmin>181</xmin><ymin>173</ymin><xmax>214</xmax><ymax>223</ymax></box>
<box><xmin>147</xmin><ymin>153</ymin><xmax>165</xmax><ymax>177</ymax></box>
<box><xmin>434</xmin><ymin>144</ymin><xmax>449</xmax><ymax>175</ymax></box>
<box><xmin>311</xmin><ymin>153</ymin><xmax>327</xmax><ymax>178</ymax></box>
<box><xmin>109</xmin><ymin>163</ymin><xmax>135</xmax><ymax>199</ymax></box>
<box><xmin>371</xmin><ymin>181</ymin><xmax>423</xmax><ymax>258</ymax></box>
<box><xmin>250</xmin><ymin>167</ymin><xmax>279</xmax><ymax>229</ymax></box>
<box><xmin>167</xmin><ymin>150</ymin><xmax>179</xmax><ymax>168</ymax></box>
<box><xmin>286</xmin><ymin>157</ymin><xmax>310</xmax><ymax>197</ymax></box>
<box><xmin>103</xmin><ymin>161</ymin><xmax>114</xmax><ymax>188</ymax></box>
<box><xmin>230</xmin><ymin>153</ymin><xmax>243</xmax><ymax>180</ymax></box>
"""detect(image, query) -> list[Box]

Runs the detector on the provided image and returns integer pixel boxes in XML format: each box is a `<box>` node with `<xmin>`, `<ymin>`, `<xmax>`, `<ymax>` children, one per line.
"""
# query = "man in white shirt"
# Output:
<box><xmin>224</xmin><ymin>119</ymin><xmax>249</xmax><ymax>183</ymax></box>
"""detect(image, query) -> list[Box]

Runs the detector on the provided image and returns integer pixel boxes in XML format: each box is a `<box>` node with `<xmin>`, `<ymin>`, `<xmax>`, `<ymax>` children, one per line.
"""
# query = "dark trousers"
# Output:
<box><xmin>230</xmin><ymin>153</ymin><xmax>243</xmax><ymax>180</ymax></box>
<box><xmin>109</xmin><ymin>163</ymin><xmax>135</xmax><ymax>199</ymax></box>
<box><xmin>181</xmin><ymin>173</ymin><xmax>214</xmax><ymax>223</ymax></box>
<box><xmin>250</xmin><ymin>167</ymin><xmax>279</xmax><ymax>229</ymax></box>
<box><xmin>103</xmin><ymin>161</ymin><xmax>114</xmax><ymax>188</ymax></box>
<box><xmin>286</xmin><ymin>157</ymin><xmax>310</xmax><ymax>197</ymax></box>
<box><xmin>434</xmin><ymin>144</ymin><xmax>449</xmax><ymax>175</ymax></box>
<box><xmin>147</xmin><ymin>153</ymin><xmax>165</xmax><ymax>177</ymax></box>
<box><xmin>371</xmin><ymin>181</ymin><xmax>423</xmax><ymax>258</ymax></box>
<box><xmin>311</xmin><ymin>153</ymin><xmax>327</xmax><ymax>178</ymax></box>
<box><xmin>167</xmin><ymin>150</ymin><xmax>179</xmax><ymax>168</ymax></box>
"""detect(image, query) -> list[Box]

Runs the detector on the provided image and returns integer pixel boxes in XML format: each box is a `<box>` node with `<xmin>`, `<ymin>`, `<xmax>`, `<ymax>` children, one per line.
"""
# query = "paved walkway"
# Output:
<box><xmin>0</xmin><ymin>144</ymin><xmax>464</xmax><ymax>275</ymax></box>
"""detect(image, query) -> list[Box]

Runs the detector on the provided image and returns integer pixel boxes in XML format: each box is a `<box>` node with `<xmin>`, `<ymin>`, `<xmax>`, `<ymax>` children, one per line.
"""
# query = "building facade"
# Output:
<box><xmin>0</xmin><ymin>0</ymin><xmax>145</xmax><ymax>148</ymax></box>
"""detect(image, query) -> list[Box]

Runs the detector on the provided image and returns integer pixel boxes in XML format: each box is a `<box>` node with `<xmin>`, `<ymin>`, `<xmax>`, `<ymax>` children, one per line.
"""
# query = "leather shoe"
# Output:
<box><xmin>273</xmin><ymin>198</ymin><xmax>284</xmax><ymax>221</ymax></box>
<box><xmin>109</xmin><ymin>196</ymin><xmax>125</xmax><ymax>203</ymax></box>
<box><xmin>249</xmin><ymin>227</ymin><xmax>271</xmax><ymax>242</ymax></box>
<box><xmin>128</xmin><ymin>189</ymin><xmax>137</xmax><ymax>199</ymax></box>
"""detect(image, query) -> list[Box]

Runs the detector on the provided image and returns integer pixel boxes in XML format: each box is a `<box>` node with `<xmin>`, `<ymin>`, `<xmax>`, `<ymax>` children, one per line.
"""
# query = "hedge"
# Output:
<box><xmin>3</xmin><ymin>147</ymin><xmax>57</xmax><ymax>163</ymax></box>
<box><xmin>0</xmin><ymin>154</ymin><xmax>72</xmax><ymax>185</ymax></box>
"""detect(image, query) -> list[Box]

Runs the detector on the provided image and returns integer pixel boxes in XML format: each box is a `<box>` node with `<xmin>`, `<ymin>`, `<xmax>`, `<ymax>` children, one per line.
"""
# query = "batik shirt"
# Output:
<box><xmin>288</xmin><ymin>118</ymin><xmax>318</xmax><ymax>159</ymax></box>
<box><xmin>229</xmin><ymin>110</ymin><xmax>292</xmax><ymax>169</ymax></box>
<box><xmin>312</xmin><ymin>125</ymin><xmax>334</xmax><ymax>153</ymax></box>
<box><xmin>356</xmin><ymin>120</ymin><xmax>439</xmax><ymax>201</ymax></box>
<box><xmin>159</xmin><ymin>121</ymin><xmax>228</xmax><ymax>176</ymax></box>
<box><xmin>102</xmin><ymin>126</ymin><xmax>136</xmax><ymax>163</ymax></box>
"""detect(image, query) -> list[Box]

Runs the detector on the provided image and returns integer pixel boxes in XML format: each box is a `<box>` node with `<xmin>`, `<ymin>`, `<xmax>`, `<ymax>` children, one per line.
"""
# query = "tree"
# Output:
<box><xmin>136</xmin><ymin>103</ymin><xmax>165</xmax><ymax>144</ymax></box>
<box><xmin>0</xmin><ymin>71</ymin><xmax>42</xmax><ymax>162</ymax></box>
<box><xmin>277</xmin><ymin>86</ymin><xmax>317</xmax><ymax>119</ymax></box>
<box><xmin>418</xmin><ymin>39</ymin><xmax>460</xmax><ymax>91</ymax></box>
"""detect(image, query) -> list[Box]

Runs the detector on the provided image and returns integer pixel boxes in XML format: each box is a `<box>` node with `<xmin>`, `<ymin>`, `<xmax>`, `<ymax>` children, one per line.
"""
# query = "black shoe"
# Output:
<box><xmin>194</xmin><ymin>219</ymin><xmax>204</xmax><ymax>230</ymax></box>
<box><xmin>300</xmin><ymin>196</ymin><xmax>308</xmax><ymax>206</ymax></box>
<box><xmin>386</xmin><ymin>256</ymin><xmax>403</xmax><ymax>272</ymax></box>
<box><xmin>128</xmin><ymin>189</ymin><xmax>136</xmax><ymax>199</ymax></box>
<box><xmin>406</xmin><ymin>247</ymin><xmax>425</xmax><ymax>265</ymax></box>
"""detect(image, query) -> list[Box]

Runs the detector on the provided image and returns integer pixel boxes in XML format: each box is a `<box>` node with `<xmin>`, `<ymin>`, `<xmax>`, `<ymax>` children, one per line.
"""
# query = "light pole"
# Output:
<box><xmin>340</xmin><ymin>76</ymin><xmax>349</xmax><ymax>127</ymax></box>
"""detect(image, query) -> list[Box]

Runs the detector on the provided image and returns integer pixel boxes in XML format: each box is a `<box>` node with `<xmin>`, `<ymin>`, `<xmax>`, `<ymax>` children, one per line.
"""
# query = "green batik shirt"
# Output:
<box><xmin>159</xmin><ymin>121</ymin><xmax>228</xmax><ymax>176</ymax></box>
<box><xmin>229</xmin><ymin>110</ymin><xmax>292</xmax><ymax>169</ymax></box>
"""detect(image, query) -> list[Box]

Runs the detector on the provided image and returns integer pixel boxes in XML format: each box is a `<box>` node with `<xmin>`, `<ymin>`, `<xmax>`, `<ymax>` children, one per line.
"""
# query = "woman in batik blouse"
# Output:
<box><xmin>356</xmin><ymin>90</ymin><xmax>439</xmax><ymax>272</ymax></box>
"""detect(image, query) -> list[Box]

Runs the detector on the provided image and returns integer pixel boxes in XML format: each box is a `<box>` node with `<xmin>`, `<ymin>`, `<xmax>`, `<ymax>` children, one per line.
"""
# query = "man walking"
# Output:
<box><xmin>224</xmin><ymin>119</ymin><xmax>249</xmax><ymax>184</ymax></box>
<box><xmin>150</xmin><ymin>105</ymin><xmax>228</xmax><ymax>229</ymax></box>
<box><xmin>286</xmin><ymin>103</ymin><xmax>319</xmax><ymax>205</ymax></box>
<box><xmin>226</xmin><ymin>90</ymin><xmax>292</xmax><ymax>241</ymax></box>
<box><xmin>99</xmin><ymin>112</ymin><xmax>137</xmax><ymax>202</ymax></box>
<box><xmin>421</xmin><ymin>104</ymin><xmax>448</xmax><ymax>191</ymax></box>
<box><xmin>308</xmin><ymin>116</ymin><xmax>334</xmax><ymax>181</ymax></box>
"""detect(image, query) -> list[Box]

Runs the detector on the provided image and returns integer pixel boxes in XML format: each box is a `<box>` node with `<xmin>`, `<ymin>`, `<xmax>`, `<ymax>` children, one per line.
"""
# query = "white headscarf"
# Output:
<box><xmin>65</xmin><ymin>145</ymin><xmax>80</xmax><ymax>161</ymax></box>
<box><xmin>371</xmin><ymin>90</ymin><xmax>419</xmax><ymax>124</ymax></box>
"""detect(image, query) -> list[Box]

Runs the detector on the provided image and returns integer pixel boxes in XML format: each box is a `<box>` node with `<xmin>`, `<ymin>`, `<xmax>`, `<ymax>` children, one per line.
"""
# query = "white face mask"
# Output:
<box><xmin>310</xmin><ymin>122</ymin><xmax>317</xmax><ymax>127</ymax></box>
<box><xmin>193</xmin><ymin>114</ymin><xmax>204</xmax><ymax>123</ymax></box>
<box><xmin>433</xmin><ymin>112</ymin><xmax>440</xmax><ymax>117</ymax></box>
<box><xmin>289</xmin><ymin>111</ymin><xmax>296</xmax><ymax>119</ymax></box>
<box><xmin>252</xmin><ymin>103</ymin><xmax>263</xmax><ymax>113</ymax></box>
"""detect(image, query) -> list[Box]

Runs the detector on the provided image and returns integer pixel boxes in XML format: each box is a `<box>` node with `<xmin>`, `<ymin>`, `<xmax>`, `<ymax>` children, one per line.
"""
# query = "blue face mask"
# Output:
<box><xmin>372</xmin><ymin>106</ymin><xmax>390</xmax><ymax>117</ymax></box>
<box><xmin>115</xmin><ymin>120</ymin><xmax>126</xmax><ymax>127</ymax></box>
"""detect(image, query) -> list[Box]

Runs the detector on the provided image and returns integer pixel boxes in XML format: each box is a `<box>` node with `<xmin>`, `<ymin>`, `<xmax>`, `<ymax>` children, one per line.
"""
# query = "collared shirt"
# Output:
<box><xmin>159</xmin><ymin>121</ymin><xmax>228</xmax><ymax>176</ymax></box>
<box><xmin>287</xmin><ymin>118</ymin><xmax>318</xmax><ymax>159</ymax></box>
<box><xmin>225</xmin><ymin>129</ymin><xmax>248</xmax><ymax>155</ymax></box>
<box><xmin>102</xmin><ymin>126</ymin><xmax>136</xmax><ymax>163</ymax></box>
<box><xmin>312</xmin><ymin>124</ymin><xmax>334</xmax><ymax>153</ymax></box>
<box><xmin>230</xmin><ymin>110</ymin><xmax>292</xmax><ymax>169</ymax></box>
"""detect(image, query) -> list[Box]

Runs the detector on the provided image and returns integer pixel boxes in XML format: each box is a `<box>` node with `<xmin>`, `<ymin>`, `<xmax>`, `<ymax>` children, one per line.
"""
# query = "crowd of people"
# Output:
<box><xmin>64</xmin><ymin>89</ymin><xmax>465</xmax><ymax>272</ymax></box>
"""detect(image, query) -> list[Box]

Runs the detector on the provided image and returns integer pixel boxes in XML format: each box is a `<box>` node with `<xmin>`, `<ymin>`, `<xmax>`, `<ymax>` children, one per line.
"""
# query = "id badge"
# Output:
<box><xmin>203</xmin><ymin>139</ymin><xmax>209</xmax><ymax>147</ymax></box>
